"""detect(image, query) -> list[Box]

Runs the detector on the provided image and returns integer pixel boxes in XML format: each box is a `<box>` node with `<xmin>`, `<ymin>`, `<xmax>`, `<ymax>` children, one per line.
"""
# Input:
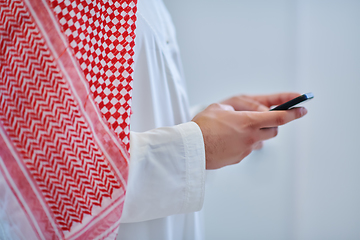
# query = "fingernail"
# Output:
<box><xmin>259</xmin><ymin>106</ymin><xmax>269</xmax><ymax>111</ymax></box>
<box><xmin>301</xmin><ymin>107</ymin><xmax>308</xmax><ymax>116</ymax></box>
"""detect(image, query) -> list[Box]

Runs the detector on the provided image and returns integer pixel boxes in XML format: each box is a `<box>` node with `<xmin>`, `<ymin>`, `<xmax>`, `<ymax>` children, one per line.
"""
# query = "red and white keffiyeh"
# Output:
<box><xmin>0</xmin><ymin>0</ymin><xmax>137</xmax><ymax>239</ymax></box>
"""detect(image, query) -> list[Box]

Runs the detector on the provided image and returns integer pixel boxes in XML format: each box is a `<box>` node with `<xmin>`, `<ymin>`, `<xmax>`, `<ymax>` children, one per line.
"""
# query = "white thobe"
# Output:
<box><xmin>117</xmin><ymin>0</ymin><xmax>206</xmax><ymax>239</ymax></box>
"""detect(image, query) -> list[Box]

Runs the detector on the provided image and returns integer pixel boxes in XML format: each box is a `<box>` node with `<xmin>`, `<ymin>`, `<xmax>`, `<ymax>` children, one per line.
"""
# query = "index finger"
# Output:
<box><xmin>252</xmin><ymin>107</ymin><xmax>307</xmax><ymax>128</ymax></box>
<box><xmin>250</xmin><ymin>93</ymin><xmax>301</xmax><ymax>108</ymax></box>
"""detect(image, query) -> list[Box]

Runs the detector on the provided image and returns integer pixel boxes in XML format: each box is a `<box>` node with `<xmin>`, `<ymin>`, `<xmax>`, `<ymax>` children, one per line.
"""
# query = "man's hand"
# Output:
<box><xmin>219</xmin><ymin>93</ymin><xmax>302</xmax><ymax>150</ymax></box>
<box><xmin>192</xmin><ymin>93</ymin><xmax>307</xmax><ymax>170</ymax></box>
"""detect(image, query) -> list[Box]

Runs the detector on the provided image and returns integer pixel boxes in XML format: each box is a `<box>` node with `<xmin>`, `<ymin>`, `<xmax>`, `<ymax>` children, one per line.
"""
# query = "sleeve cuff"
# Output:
<box><xmin>177</xmin><ymin>121</ymin><xmax>206</xmax><ymax>213</ymax></box>
<box><xmin>120</xmin><ymin>122</ymin><xmax>206</xmax><ymax>222</ymax></box>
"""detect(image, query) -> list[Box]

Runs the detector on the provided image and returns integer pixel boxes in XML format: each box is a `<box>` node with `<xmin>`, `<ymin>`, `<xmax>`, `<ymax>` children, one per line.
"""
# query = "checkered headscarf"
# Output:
<box><xmin>0</xmin><ymin>0</ymin><xmax>137</xmax><ymax>239</ymax></box>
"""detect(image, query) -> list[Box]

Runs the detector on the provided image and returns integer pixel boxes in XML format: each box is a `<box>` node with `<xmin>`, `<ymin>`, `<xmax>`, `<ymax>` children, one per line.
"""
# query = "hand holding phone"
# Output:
<box><xmin>270</xmin><ymin>92</ymin><xmax>314</xmax><ymax>111</ymax></box>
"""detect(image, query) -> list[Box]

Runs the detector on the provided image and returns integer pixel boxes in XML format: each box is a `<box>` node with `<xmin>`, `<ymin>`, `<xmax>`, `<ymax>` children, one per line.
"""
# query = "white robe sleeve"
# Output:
<box><xmin>120</xmin><ymin>121</ymin><xmax>206</xmax><ymax>223</ymax></box>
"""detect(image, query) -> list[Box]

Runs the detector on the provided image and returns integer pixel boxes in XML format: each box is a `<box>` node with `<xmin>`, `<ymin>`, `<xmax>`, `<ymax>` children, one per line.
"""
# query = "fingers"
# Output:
<box><xmin>221</xmin><ymin>93</ymin><xmax>301</xmax><ymax>111</ymax></box>
<box><xmin>207</xmin><ymin>103</ymin><xmax>235</xmax><ymax>111</ymax></box>
<box><xmin>219</xmin><ymin>104</ymin><xmax>235</xmax><ymax>111</ymax></box>
<box><xmin>251</xmin><ymin>127</ymin><xmax>279</xmax><ymax>150</ymax></box>
<box><xmin>251</xmin><ymin>92</ymin><xmax>301</xmax><ymax>108</ymax></box>
<box><xmin>238</xmin><ymin>97</ymin><xmax>268</xmax><ymax>111</ymax></box>
<box><xmin>258</xmin><ymin>127</ymin><xmax>278</xmax><ymax>140</ymax></box>
<box><xmin>252</xmin><ymin>127</ymin><xmax>278</xmax><ymax>150</ymax></box>
<box><xmin>251</xmin><ymin>107</ymin><xmax>307</xmax><ymax>128</ymax></box>
<box><xmin>249</xmin><ymin>127</ymin><xmax>278</xmax><ymax>146</ymax></box>
<box><xmin>253</xmin><ymin>141</ymin><xmax>264</xmax><ymax>150</ymax></box>
<box><xmin>221</xmin><ymin>96</ymin><xmax>269</xmax><ymax>111</ymax></box>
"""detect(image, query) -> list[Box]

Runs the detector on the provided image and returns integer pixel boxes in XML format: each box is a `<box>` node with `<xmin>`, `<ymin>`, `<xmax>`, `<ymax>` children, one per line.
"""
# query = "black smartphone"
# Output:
<box><xmin>270</xmin><ymin>92</ymin><xmax>314</xmax><ymax>111</ymax></box>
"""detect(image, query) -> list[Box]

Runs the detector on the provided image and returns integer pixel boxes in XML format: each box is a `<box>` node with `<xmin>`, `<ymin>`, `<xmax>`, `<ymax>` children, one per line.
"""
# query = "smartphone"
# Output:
<box><xmin>270</xmin><ymin>92</ymin><xmax>314</xmax><ymax>111</ymax></box>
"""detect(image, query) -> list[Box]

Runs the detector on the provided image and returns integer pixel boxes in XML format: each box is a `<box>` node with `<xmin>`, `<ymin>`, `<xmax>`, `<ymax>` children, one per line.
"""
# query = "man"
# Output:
<box><xmin>0</xmin><ymin>0</ymin><xmax>306</xmax><ymax>239</ymax></box>
<box><xmin>116</xmin><ymin>0</ymin><xmax>306</xmax><ymax>239</ymax></box>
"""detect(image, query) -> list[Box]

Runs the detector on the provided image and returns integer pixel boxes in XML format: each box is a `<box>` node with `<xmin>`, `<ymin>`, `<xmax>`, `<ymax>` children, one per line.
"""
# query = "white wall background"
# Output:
<box><xmin>164</xmin><ymin>0</ymin><xmax>360</xmax><ymax>239</ymax></box>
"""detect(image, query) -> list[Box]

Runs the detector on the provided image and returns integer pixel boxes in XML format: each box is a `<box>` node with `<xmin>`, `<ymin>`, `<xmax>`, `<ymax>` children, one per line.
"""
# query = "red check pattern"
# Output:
<box><xmin>0</xmin><ymin>0</ymin><xmax>136</xmax><ymax>237</ymax></box>
<box><xmin>50</xmin><ymin>0</ymin><xmax>138</xmax><ymax>151</ymax></box>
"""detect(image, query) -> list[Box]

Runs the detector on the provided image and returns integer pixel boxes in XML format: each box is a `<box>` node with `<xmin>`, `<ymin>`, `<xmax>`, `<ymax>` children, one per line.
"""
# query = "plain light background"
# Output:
<box><xmin>163</xmin><ymin>0</ymin><xmax>360</xmax><ymax>239</ymax></box>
